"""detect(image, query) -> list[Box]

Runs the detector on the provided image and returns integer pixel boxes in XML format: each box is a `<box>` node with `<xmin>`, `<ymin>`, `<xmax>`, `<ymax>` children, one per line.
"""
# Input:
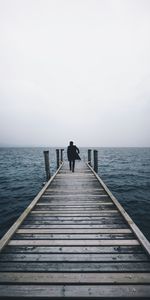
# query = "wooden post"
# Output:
<box><xmin>56</xmin><ymin>149</ymin><xmax>60</xmax><ymax>169</ymax></box>
<box><xmin>93</xmin><ymin>150</ymin><xmax>98</xmax><ymax>173</ymax></box>
<box><xmin>60</xmin><ymin>149</ymin><xmax>64</xmax><ymax>163</ymax></box>
<box><xmin>88</xmin><ymin>149</ymin><xmax>92</xmax><ymax>165</ymax></box>
<box><xmin>43</xmin><ymin>151</ymin><xmax>51</xmax><ymax>181</ymax></box>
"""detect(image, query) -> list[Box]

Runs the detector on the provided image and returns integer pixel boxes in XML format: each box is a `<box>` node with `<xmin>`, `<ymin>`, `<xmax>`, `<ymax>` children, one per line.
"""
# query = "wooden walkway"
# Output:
<box><xmin>0</xmin><ymin>161</ymin><xmax>150</xmax><ymax>299</ymax></box>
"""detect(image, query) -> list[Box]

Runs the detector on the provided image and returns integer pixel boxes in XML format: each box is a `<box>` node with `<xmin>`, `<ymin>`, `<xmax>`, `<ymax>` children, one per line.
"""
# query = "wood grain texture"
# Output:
<box><xmin>2</xmin><ymin>245</ymin><xmax>143</xmax><ymax>254</ymax></box>
<box><xmin>0</xmin><ymin>253</ymin><xmax>148</xmax><ymax>262</ymax></box>
<box><xmin>0</xmin><ymin>272</ymin><xmax>150</xmax><ymax>283</ymax></box>
<box><xmin>8</xmin><ymin>239</ymin><xmax>140</xmax><ymax>246</ymax></box>
<box><xmin>12</xmin><ymin>233</ymin><xmax>135</xmax><ymax>240</ymax></box>
<box><xmin>0</xmin><ymin>284</ymin><xmax>150</xmax><ymax>298</ymax></box>
<box><xmin>17</xmin><ymin>228</ymin><xmax>132</xmax><ymax>234</ymax></box>
<box><xmin>0</xmin><ymin>261</ymin><xmax>150</xmax><ymax>272</ymax></box>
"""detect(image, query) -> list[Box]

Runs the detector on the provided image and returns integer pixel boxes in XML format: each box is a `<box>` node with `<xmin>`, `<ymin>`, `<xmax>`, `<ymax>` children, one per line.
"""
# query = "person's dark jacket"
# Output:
<box><xmin>67</xmin><ymin>145</ymin><xmax>80</xmax><ymax>161</ymax></box>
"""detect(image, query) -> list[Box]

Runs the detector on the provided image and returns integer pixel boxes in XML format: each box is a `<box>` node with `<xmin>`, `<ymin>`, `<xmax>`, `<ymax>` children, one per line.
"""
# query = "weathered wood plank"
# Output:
<box><xmin>30</xmin><ymin>211</ymin><xmax>119</xmax><ymax>216</ymax></box>
<box><xmin>44</xmin><ymin>191</ymin><xmax>106</xmax><ymax>195</ymax></box>
<box><xmin>8</xmin><ymin>239</ymin><xmax>140</xmax><ymax>246</ymax></box>
<box><xmin>13</xmin><ymin>233</ymin><xmax>135</xmax><ymax>241</ymax></box>
<box><xmin>39</xmin><ymin>203</ymin><xmax>112</xmax><ymax>207</ymax></box>
<box><xmin>20</xmin><ymin>224</ymin><xmax>129</xmax><ymax>229</ymax></box>
<box><xmin>1</xmin><ymin>284</ymin><xmax>150</xmax><ymax>298</ymax></box>
<box><xmin>0</xmin><ymin>272</ymin><xmax>149</xmax><ymax>284</ymax></box>
<box><xmin>56</xmin><ymin>173</ymin><xmax>93</xmax><ymax>176</ymax></box>
<box><xmin>46</xmin><ymin>188</ymin><xmax>104</xmax><ymax>191</ymax></box>
<box><xmin>36</xmin><ymin>203</ymin><xmax>114</xmax><ymax>207</ymax></box>
<box><xmin>34</xmin><ymin>206</ymin><xmax>116</xmax><ymax>211</ymax></box>
<box><xmin>44</xmin><ymin>188</ymin><xmax>106</xmax><ymax>196</ymax></box>
<box><xmin>22</xmin><ymin>220</ymin><xmax>126</xmax><ymax>225</ymax></box>
<box><xmin>2</xmin><ymin>245</ymin><xmax>143</xmax><ymax>254</ymax></box>
<box><xmin>22</xmin><ymin>221</ymin><xmax>126</xmax><ymax>226</ymax></box>
<box><xmin>12</xmin><ymin>233</ymin><xmax>134</xmax><ymax>240</ymax></box>
<box><xmin>17</xmin><ymin>228</ymin><xmax>132</xmax><ymax>234</ymax></box>
<box><xmin>25</xmin><ymin>216</ymin><xmax>123</xmax><ymax>221</ymax></box>
<box><xmin>0</xmin><ymin>253</ymin><xmax>148</xmax><ymax>262</ymax></box>
<box><xmin>41</xmin><ymin>194</ymin><xmax>109</xmax><ymax>198</ymax></box>
<box><xmin>49</xmin><ymin>187</ymin><xmax>103</xmax><ymax>190</ymax></box>
<box><xmin>39</xmin><ymin>202</ymin><xmax>111</xmax><ymax>206</ymax></box>
<box><xmin>0</xmin><ymin>262</ymin><xmax>149</xmax><ymax>272</ymax></box>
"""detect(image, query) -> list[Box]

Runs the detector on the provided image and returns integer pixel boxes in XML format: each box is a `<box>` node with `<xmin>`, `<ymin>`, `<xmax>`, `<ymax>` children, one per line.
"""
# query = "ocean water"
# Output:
<box><xmin>0</xmin><ymin>147</ymin><xmax>150</xmax><ymax>241</ymax></box>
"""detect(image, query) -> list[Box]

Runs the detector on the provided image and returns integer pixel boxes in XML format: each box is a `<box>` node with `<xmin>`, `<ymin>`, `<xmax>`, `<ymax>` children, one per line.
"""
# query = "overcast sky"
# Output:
<box><xmin>0</xmin><ymin>0</ymin><xmax>150</xmax><ymax>147</ymax></box>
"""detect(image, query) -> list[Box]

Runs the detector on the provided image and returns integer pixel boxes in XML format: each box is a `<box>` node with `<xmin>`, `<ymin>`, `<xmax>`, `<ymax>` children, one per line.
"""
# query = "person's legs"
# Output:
<box><xmin>72</xmin><ymin>160</ymin><xmax>75</xmax><ymax>172</ymax></box>
<box><xmin>69</xmin><ymin>160</ymin><xmax>75</xmax><ymax>172</ymax></box>
<box><xmin>69</xmin><ymin>160</ymin><xmax>71</xmax><ymax>171</ymax></box>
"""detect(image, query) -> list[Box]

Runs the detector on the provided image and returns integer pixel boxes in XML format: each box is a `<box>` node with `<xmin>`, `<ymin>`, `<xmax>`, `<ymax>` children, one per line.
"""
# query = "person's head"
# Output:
<box><xmin>70</xmin><ymin>141</ymin><xmax>73</xmax><ymax>146</ymax></box>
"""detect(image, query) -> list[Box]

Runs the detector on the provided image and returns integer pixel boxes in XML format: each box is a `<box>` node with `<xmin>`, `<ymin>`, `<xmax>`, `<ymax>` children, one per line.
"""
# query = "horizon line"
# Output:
<box><xmin>0</xmin><ymin>145</ymin><xmax>150</xmax><ymax>148</ymax></box>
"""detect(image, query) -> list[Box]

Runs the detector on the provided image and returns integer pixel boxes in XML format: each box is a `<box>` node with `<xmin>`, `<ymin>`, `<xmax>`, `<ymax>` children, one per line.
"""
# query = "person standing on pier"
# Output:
<box><xmin>67</xmin><ymin>141</ymin><xmax>80</xmax><ymax>172</ymax></box>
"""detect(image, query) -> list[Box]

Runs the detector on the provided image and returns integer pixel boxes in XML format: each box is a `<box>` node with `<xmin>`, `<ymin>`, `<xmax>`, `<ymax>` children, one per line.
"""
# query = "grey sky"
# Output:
<box><xmin>0</xmin><ymin>0</ymin><xmax>150</xmax><ymax>147</ymax></box>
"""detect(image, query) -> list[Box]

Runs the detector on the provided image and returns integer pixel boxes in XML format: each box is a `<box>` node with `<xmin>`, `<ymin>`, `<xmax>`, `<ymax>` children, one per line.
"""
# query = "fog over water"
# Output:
<box><xmin>0</xmin><ymin>0</ymin><xmax>150</xmax><ymax>147</ymax></box>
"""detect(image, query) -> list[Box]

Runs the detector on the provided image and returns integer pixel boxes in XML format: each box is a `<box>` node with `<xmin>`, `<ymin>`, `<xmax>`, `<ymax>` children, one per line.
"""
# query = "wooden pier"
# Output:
<box><xmin>0</xmin><ymin>160</ymin><xmax>150</xmax><ymax>299</ymax></box>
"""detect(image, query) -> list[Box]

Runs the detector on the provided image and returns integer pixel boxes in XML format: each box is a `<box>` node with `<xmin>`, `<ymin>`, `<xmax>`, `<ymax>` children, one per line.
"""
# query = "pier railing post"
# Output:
<box><xmin>93</xmin><ymin>150</ymin><xmax>98</xmax><ymax>173</ymax></box>
<box><xmin>60</xmin><ymin>149</ymin><xmax>64</xmax><ymax>163</ymax></box>
<box><xmin>88</xmin><ymin>149</ymin><xmax>92</xmax><ymax>165</ymax></box>
<box><xmin>56</xmin><ymin>149</ymin><xmax>60</xmax><ymax>169</ymax></box>
<box><xmin>43</xmin><ymin>150</ymin><xmax>51</xmax><ymax>181</ymax></box>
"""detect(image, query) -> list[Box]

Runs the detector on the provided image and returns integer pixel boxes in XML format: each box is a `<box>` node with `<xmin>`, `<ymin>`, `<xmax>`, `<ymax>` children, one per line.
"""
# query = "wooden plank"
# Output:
<box><xmin>52</xmin><ymin>175</ymin><xmax>98</xmax><ymax>177</ymax></box>
<box><xmin>29</xmin><ymin>214</ymin><xmax>120</xmax><ymax>219</ymax></box>
<box><xmin>30</xmin><ymin>211</ymin><xmax>119</xmax><ymax>216</ymax></box>
<box><xmin>33</xmin><ymin>206</ymin><xmax>116</xmax><ymax>211</ymax></box>
<box><xmin>40</xmin><ymin>198</ymin><xmax>111</xmax><ymax>201</ymax></box>
<box><xmin>32</xmin><ymin>209</ymin><xmax>117</xmax><ymax>213</ymax></box>
<box><xmin>8</xmin><ymin>239</ymin><xmax>140</xmax><ymax>246</ymax></box>
<box><xmin>3</xmin><ymin>245</ymin><xmax>143</xmax><ymax>254</ymax></box>
<box><xmin>41</xmin><ymin>194</ymin><xmax>109</xmax><ymax>198</ymax></box>
<box><xmin>42</xmin><ymin>193</ymin><xmax>110</xmax><ymax>199</ymax></box>
<box><xmin>32</xmin><ymin>209</ymin><xmax>118</xmax><ymax>213</ymax></box>
<box><xmin>49</xmin><ymin>186</ymin><xmax>102</xmax><ymax>189</ymax></box>
<box><xmin>0</xmin><ymin>163</ymin><xmax>63</xmax><ymax>252</ymax></box>
<box><xmin>56</xmin><ymin>173</ymin><xmax>93</xmax><ymax>175</ymax></box>
<box><xmin>35</xmin><ymin>208</ymin><xmax>115</xmax><ymax>213</ymax></box>
<box><xmin>1</xmin><ymin>284</ymin><xmax>150</xmax><ymax>298</ymax></box>
<box><xmin>25</xmin><ymin>216</ymin><xmax>123</xmax><ymax>221</ymax></box>
<box><xmin>34</xmin><ymin>202</ymin><xmax>115</xmax><ymax>209</ymax></box>
<box><xmin>22</xmin><ymin>222</ymin><xmax>126</xmax><ymax>226</ymax></box>
<box><xmin>39</xmin><ymin>202</ymin><xmax>112</xmax><ymax>206</ymax></box>
<box><xmin>46</xmin><ymin>188</ymin><xmax>104</xmax><ymax>191</ymax></box>
<box><xmin>40</xmin><ymin>200</ymin><xmax>111</xmax><ymax>203</ymax></box>
<box><xmin>52</xmin><ymin>177</ymin><xmax>97</xmax><ymax>180</ymax></box>
<box><xmin>44</xmin><ymin>193</ymin><xmax>108</xmax><ymax>196</ymax></box>
<box><xmin>36</xmin><ymin>203</ymin><xmax>113</xmax><ymax>206</ymax></box>
<box><xmin>0</xmin><ymin>262</ymin><xmax>149</xmax><ymax>272</ymax></box>
<box><xmin>0</xmin><ymin>272</ymin><xmax>149</xmax><ymax>284</ymax></box>
<box><xmin>0</xmin><ymin>253</ymin><xmax>148</xmax><ymax>262</ymax></box>
<box><xmin>22</xmin><ymin>220</ymin><xmax>126</xmax><ymax>225</ymax></box>
<box><xmin>20</xmin><ymin>224</ymin><xmax>129</xmax><ymax>229</ymax></box>
<box><xmin>37</xmin><ymin>205</ymin><xmax>113</xmax><ymax>209</ymax></box>
<box><xmin>17</xmin><ymin>228</ymin><xmax>132</xmax><ymax>234</ymax></box>
<box><xmin>49</xmin><ymin>188</ymin><xmax>102</xmax><ymax>190</ymax></box>
<box><xmin>12</xmin><ymin>233</ymin><xmax>134</xmax><ymax>240</ymax></box>
<box><xmin>44</xmin><ymin>191</ymin><xmax>106</xmax><ymax>194</ymax></box>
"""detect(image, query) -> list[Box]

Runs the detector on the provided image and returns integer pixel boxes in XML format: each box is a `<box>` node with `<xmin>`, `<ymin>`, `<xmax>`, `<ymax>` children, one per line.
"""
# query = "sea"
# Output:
<box><xmin>0</xmin><ymin>147</ymin><xmax>150</xmax><ymax>241</ymax></box>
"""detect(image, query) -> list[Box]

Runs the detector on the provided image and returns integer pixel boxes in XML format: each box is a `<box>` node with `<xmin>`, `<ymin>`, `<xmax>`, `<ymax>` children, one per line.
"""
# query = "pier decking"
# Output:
<box><xmin>0</xmin><ymin>161</ymin><xmax>150</xmax><ymax>299</ymax></box>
